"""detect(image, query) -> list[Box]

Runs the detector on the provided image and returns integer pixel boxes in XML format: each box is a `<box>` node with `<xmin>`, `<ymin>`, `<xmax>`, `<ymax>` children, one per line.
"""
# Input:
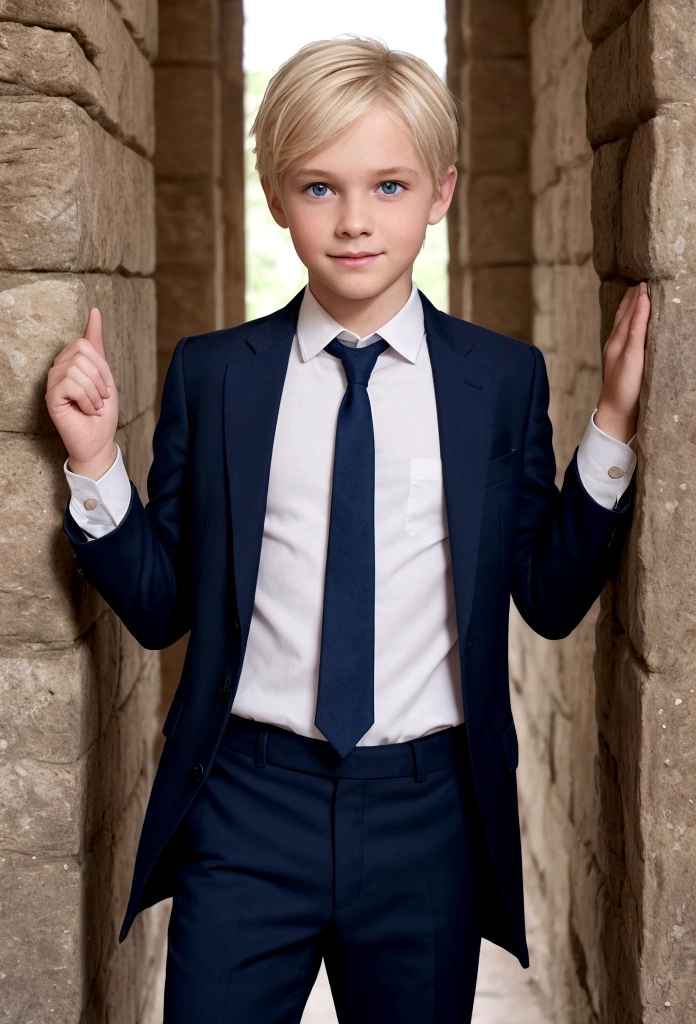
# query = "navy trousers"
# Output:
<box><xmin>163</xmin><ymin>715</ymin><xmax>482</xmax><ymax>1023</ymax></box>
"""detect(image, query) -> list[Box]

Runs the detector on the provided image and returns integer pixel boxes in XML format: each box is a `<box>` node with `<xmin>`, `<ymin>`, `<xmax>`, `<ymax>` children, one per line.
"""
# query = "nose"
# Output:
<box><xmin>335</xmin><ymin>191</ymin><xmax>373</xmax><ymax>238</ymax></box>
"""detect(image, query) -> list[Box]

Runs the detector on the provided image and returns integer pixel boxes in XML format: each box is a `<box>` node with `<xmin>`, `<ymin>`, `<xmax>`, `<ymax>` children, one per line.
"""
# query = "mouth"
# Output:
<box><xmin>328</xmin><ymin>252</ymin><xmax>382</xmax><ymax>268</ymax></box>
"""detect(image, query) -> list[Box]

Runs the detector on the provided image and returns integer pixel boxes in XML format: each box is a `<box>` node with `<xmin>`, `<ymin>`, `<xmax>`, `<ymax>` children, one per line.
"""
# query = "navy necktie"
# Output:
<box><xmin>315</xmin><ymin>337</ymin><xmax>390</xmax><ymax>757</ymax></box>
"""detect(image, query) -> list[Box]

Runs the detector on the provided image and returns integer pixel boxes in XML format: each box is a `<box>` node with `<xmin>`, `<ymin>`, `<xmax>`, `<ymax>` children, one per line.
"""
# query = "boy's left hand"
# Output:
<box><xmin>594</xmin><ymin>281</ymin><xmax>651</xmax><ymax>444</ymax></box>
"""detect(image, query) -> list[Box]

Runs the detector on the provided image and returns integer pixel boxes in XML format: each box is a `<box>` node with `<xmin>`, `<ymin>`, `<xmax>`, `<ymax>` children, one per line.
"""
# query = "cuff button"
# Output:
<box><xmin>607</xmin><ymin>466</ymin><xmax>625</xmax><ymax>479</ymax></box>
<box><xmin>83</xmin><ymin>498</ymin><xmax>98</xmax><ymax>509</ymax></box>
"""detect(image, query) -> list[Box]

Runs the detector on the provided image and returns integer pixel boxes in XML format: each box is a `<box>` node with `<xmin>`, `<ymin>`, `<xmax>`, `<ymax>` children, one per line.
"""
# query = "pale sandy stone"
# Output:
<box><xmin>531</xmin><ymin>0</ymin><xmax>586</xmax><ymax>95</ymax></box>
<box><xmin>471</xmin><ymin>266</ymin><xmax>532</xmax><ymax>343</ymax></box>
<box><xmin>0</xmin><ymin>19</ymin><xmax>154</xmax><ymax>155</ymax></box>
<box><xmin>0</xmin><ymin>640</ymin><xmax>99</xmax><ymax>763</ymax></box>
<box><xmin>591</xmin><ymin>138</ymin><xmax>631</xmax><ymax>279</ymax></box>
<box><xmin>0</xmin><ymin>853</ymin><xmax>83</xmax><ymax>1023</ymax></box>
<box><xmin>0</xmin><ymin>272</ymin><xmax>156</xmax><ymax>433</ymax></box>
<box><xmin>0</xmin><ymin>97</ymin><xmax>155</xmax><ymax>274</ymax></box>
<box><xmin>587</xmin><ymin>0</ymin><xmax>696</xmax><ymax>147</ymax></box>
<box><xmin>0</xmin><ymin>0</ymin><xmax>158</xmax><ymax>61</ymax></box>
<box><xmin>534</xmin><ymin>160</ymin><xmax>593</xmax><ymax>265</ymax></box>
<box><xmin>156</xmin><ymin>178</ymin><xmax>218</xmax><ymax>268</ymax></box>
<box><xmin>470</xmin><ymin>174</ymin><xmax>531</xmax><ymax>266</ymax></box>
<box><xmin>154</xmin><ymin>66</ymin><xmax>218</xmax><ymax>178</ymax></box>
<box><xmin>0</xmin><ymin>752</ymin><xmax>84</xmax><ymax>855</ymax></box>
<box><xmin>158</xmin><ymin>0</ymin><xmax>218</xmax><ymax>62</ymax></box>
<box><xmin>469</xmin><ymin>59</ymin><xmax>532</xmax><ymax>176</ymax></box>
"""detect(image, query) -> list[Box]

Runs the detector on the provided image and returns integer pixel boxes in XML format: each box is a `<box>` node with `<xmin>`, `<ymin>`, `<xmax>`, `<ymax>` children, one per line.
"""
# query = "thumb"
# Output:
<box><xmin>84</xmin><ymin>307</ymin><xmax>104</xmax><ymax>356</ymax></box>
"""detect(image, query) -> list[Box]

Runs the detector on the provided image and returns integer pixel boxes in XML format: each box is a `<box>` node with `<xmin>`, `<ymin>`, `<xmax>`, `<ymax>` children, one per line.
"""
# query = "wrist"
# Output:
<box><xmin>67</xmin><ymin>441</ymin><xmax>117</xmax><ymax>480</ymax></box>
<box><xmin>594</xmin><ymin>406</ymin><xmax>636</xmax><ymax>444</ymax></box>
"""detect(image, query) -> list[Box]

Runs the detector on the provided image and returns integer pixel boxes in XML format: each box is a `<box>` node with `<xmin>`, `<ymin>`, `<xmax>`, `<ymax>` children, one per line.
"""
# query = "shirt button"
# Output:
<box><xmin>218</xmin><ymin>678</ymin><xmax>230</xmax><ymax>700</ymax></box>
<box><xmin>607</xmin><ymin>466</ymin><xmax>625</xmax><ymax>479</ymax></box>
<box><xmin>83</xmin><ymin>498</ymin><xmax>98</xmax><ymax>510</ymax></box>
<box><xmin>189</xmin><ymin>763</ymin><xmax>204</xmax><ymax>786</ymax></box>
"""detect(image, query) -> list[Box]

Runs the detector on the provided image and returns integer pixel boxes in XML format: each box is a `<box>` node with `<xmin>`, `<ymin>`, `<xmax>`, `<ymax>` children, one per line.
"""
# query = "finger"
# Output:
<box><xmin>627</xmin><ymin>290</ymin><xmax>651</xmax><ymax>349</ymax></box>
<box><xmin>65</xmin><ymin>363</ymin><xmax>106</xmax><ymax>412</ymax></box>
<box><xmin>59</xmin><ymin>377</ymin><xmax>104</xmax><ymax>416</ymax></box>
<box><xmin>53</xmin><ymin>338</ymin><xmax>116</xmax><ymax>389</ymax></box>
<box><xmin>84</xmin><ymin>307</ymin><xmax>104</xmax><ymax>357</ymax></box>
<box><xmin>613</xmin><ymin>284</ymin><xmax>637</xmax><ymax>326</ymax></box>
<box><xmin>610</xmin><ymin>285</ymin><xmax>641</xmax><ymax>349</ymax></box>
<box><xmin>72</xmin><ymin>351</ymin><xmax>110</xmax><ymax>399</ymax></box>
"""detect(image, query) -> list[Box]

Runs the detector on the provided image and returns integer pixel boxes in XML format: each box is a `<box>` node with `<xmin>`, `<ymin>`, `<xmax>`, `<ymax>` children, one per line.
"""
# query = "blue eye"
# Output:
<box><xmin>306</xmin><ymin>182</ymin><xmax>333</xmax><ymax>197</ymax></box>
<box><xmin>379</xmin><ymin>181</ymin><xmax>403</xmax><ymax>195</ymax></box>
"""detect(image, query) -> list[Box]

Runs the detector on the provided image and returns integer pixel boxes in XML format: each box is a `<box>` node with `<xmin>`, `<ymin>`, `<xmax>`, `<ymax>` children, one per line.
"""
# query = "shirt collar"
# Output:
<box><xmin>296</xmin><ymin>279</ymin><xmax>425</xmax><ymax>364</ymax></box>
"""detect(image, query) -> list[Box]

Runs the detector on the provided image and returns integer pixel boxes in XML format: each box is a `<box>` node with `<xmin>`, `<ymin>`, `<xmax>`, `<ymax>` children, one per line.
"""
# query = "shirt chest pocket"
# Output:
<box><xmin>405</xmin><ymin>458</ymin><xmax>449</xmax><ymax>545</ymax></box>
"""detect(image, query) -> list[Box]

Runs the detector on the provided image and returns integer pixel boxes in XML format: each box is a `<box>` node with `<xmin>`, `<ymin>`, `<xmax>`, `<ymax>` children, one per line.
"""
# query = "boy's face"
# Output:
<box><xmin>262</xmin><ymin>103</ymin><xmax>457</xmax><ymax>310</ymax></box>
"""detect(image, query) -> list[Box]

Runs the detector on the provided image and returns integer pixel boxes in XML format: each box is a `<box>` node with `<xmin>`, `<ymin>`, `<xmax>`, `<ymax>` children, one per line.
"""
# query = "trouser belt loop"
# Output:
<box><xmin>410</xmin><ymin>740</ymin><xmax>427</xmax><ymax>783</ymax></box>
<box><xmin>254</xmin><ymin>727</ymin><xmax>269</xmax><ymax>769</ymax></box>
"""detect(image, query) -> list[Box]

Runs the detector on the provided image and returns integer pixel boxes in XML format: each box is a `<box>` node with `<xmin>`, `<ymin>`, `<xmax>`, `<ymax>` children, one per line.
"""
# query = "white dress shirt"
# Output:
<box><xmin>64</xmin><ymin>280</ymin><xmax>637</xmax><ymax>744</ymax></box>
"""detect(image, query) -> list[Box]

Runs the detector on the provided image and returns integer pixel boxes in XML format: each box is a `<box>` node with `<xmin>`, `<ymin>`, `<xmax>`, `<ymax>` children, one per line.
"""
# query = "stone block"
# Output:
<box><xmin>554</xmin><ymin>42</ymin><xmax>592</xmax><ymax>169</ymax></box>
<box><xmin>154</xmin><ymin>66</ymin><xmax>218</xmax><ymax>178</ymax></box>
<box><xmin>530</xmin><ymin>79</ymin><xmax>558</xmax><ymax>197</ymax></box>
<box><xmin>530</xmin><ymin>0</ymin><xmax>586</xmax><ymax>96</ymax></box>
<box><xmin>0</xmin><ymin>407</ymin><xmax>157</xmax><ymax>643</ymax></box>
<box><xmin>0</xmin><ymin>753</ymin><xmax>84</xmax><ymax>855</ymax></box>
<box><xmin>0</xmin><ymin>640</ymin><xmax>99</xmax><ymax>764</ymax></box>
<box><xmin>469</xmin><ymin>0</ymin><xmax>528</xmax><ymax>58</ymax></box>
<box><xmin>591</xmin><ymin>138</ymin><xmax>631</xmax><ymax>279</ymax></box>
<box><xmin>0</xmin><ymin>853</ymin><xmax>82</xmax><ymax>1023</ymax></box>
<box><xmin>0</xmin><ymin>18</ymin><xmax>154</xmax><ymax>155</ymax></box>
<box><xmin>471</xmin><ymin>265</ymin><xmax>532</xmax><ymax>343</ymax></box>
<box><xmin>0</xmin><ymin>271</ymin><xmax>156</xmax><ymax>433</ymax></box>
<box><xmin>156</xmin><ymin>178</ymin><xmax>218</xmax><ymax>267</ymax></box>
<box><xmin>620</xmin><ymin>113</ymin><xmax>696</xmax><ymax>280</ymax></box>
<box><xmin>0</xmin><ymin>97</ymin><xmax>155</xmax><ymax>273</ymax></box>
<box><xmin>470</xmin><ymin>58</ymin><xmax>531</xmax><ymax>176</ymax></box>
<box><xmin>583</xmin><ymin>0</ymin><xmax>644</xmax><ymax>46</ymax></box>
<box><xmin>156</xmin><ymin>266</ymin><xmax>218</xmax><ymax>345</ymax></box>
<box><xmin>587</xmin><ymin>1</ymin><xmax>696</xmax><ymax>148</ymax></box>
<box><xmin>534</xmin><ymin>160</ymin><xmax>593</xmax><ymax>265</ymax></box>
<box><xmin>0</xmin><ymin>0</ymin><xmax>158</xmax><ymax>61</ymax></box>
<box><xmin>158</xmin><ymin>0</ymin><xmax>218</xmax><ymax>62</ymax></box>
<box><xmin>470</xmin><ymin>174</ymin><xmax>531</xmax><ymax>266</ymax></box>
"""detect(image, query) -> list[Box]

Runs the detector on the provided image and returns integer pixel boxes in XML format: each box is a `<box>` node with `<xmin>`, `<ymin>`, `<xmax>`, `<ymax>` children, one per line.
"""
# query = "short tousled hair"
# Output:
<box><xmin>250</xmin><ymin>35</ymin><xmax>459</xmax><ymax>199</ymax></box>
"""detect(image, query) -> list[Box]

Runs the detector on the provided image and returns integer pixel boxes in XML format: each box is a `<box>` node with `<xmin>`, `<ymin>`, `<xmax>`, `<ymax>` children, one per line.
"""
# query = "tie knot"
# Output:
<box><xmin>325</xmin><ymin>337</ymin><xmax>389</xmax><ymax>387</ymax></box>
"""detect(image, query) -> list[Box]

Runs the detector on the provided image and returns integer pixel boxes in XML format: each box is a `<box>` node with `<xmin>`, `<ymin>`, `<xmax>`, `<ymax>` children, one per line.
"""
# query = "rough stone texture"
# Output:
<box><xmin>0</xmin><ymin>0</ymin><xmax>158</xmax><ymax>61</ymax></box>
<box><xmin>0</xmin><ymin>16</ymin><xmax>154</xmax><ymax>155</ymax></box>
<box><xmin>586</xmin><ymin>0</ymin><xmax>696</xmax><ymax>148</ymax></box>
<box><xmin>0</xmin><ymin>97</ymin><xmax>155</xmax><ymax>273</ymax></box>
<box><xmin>0</xmin><ymin>272</ymin><xmax>156</xmax><ymax>434</ymax></box>
<box><xmin>583</xmin><ymin>0</ymin><xmax>645</xmax><ymax>45</ymax></box>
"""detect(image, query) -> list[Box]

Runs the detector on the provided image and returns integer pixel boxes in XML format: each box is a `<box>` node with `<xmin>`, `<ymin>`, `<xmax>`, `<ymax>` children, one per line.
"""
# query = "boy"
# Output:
<box><xmin>46</xmin><ymin>36</ymin><xmax>649</xmax><ymax>1024</ymax></box>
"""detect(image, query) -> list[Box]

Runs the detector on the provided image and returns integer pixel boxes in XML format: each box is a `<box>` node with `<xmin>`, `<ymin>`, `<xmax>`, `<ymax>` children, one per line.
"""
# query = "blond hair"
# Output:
<box><xmin>250</xmin><ymin>35</ymin><xmax>459</xmax><ymax>198</ymax></box>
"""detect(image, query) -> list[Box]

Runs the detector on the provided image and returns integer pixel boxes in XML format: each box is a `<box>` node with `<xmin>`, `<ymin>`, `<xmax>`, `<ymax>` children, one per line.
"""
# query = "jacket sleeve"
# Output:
<box><xmin>63</xmin><ymin>335</ymin><xmax>194</xmax><ymax>650</ymax></box>
<box><xmin>510</xmin><ymin>343</ymin><xmax>635</xmax><ymax>640</ymax></box>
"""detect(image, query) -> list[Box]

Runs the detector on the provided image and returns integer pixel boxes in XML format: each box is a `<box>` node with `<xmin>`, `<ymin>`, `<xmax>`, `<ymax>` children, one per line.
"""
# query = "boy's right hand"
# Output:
<box><xmin>45</xmin><ymin>307</ymin><xmax>119</xmax><ymax>479</ymax></box>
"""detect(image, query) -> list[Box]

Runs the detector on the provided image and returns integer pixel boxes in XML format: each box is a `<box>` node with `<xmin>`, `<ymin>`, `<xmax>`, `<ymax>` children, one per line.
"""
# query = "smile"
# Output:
<box><xmin>329</xmin><ymin>253</ymin><xmax>382</xmax><ymax>268</ymax></box>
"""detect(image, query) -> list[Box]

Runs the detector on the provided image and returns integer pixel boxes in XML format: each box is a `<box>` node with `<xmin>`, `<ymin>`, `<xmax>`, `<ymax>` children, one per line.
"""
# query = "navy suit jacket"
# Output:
<box><xmin>63</xmin><ymin>286</ymin><xmax>634</xmax><ymax>966</ymax></box>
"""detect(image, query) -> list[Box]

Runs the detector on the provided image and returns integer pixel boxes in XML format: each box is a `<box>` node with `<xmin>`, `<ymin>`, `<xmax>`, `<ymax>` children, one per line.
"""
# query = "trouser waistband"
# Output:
<box><xmin>220</xmin><ymin>714</ymin><xmax>468</xmax><ymax>782</ymax></box>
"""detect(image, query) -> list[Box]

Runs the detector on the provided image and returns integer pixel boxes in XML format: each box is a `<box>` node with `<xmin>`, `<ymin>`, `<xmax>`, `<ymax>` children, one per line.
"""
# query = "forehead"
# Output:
<box><xmin>286</xmin><ymin>104</ymin><xmax>425</xmax><ymax>177</ymax></box>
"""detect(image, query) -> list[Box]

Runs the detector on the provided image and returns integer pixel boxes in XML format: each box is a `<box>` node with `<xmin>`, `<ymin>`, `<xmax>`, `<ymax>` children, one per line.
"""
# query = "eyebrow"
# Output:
<box><xmin>291</xmin><ymin>166</ymin><xmax>420</xmax><ymax>178</ymax></box>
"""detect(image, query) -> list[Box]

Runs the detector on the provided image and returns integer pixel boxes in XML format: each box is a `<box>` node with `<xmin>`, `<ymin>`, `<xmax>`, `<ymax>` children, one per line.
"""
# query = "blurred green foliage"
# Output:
<box><xmin>245</xmin><ymin>70</ymin><xmax>449</xmax><ymax>322</ymax></box>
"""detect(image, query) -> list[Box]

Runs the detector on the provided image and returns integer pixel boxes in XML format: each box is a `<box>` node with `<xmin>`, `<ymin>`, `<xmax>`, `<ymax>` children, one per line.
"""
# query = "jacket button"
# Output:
<box><xmin>232</xmin><ymin>618</ymin><xmax>240</xmax><ymax>639</ymax></box>
<box><xmin>189</xmin><ymin>763</ymin><xmax>204</xmax><ymax>786</ymax></box>
<box><xmin>218</xmin><ymin>678</ymin><xmax>230</xmax><ymax>700</ymax></box>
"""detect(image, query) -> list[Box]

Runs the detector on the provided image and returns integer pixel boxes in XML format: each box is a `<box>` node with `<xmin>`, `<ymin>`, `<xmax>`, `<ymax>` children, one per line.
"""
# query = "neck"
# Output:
<box><xmin>307</xmin><ymin>271</ymin><xmax>413</xmax><ymax>337</ymax></box>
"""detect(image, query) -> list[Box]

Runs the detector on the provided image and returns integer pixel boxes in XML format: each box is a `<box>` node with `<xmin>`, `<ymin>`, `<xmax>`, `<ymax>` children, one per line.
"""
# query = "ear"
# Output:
<box><xmin>261</xmin><ymin>173</ymin><xmax>289</xmax><ymax>229</ymax></box>
<box><xmin>428</xmin><ymin>165</ymin><xmax>458</xmax><ymax>226</ymax></box>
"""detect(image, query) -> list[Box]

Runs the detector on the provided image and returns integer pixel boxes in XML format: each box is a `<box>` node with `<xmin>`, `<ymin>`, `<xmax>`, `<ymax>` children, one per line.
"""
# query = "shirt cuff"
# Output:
<box><xmin>64</xmin><ymin>443</ymin><xmax>131</xmax><ymax>539</ymax></box>
<box><xmin>575</xmin><ymin>409</ymin><xmax>637</xmax><ymax>510</ymax></box>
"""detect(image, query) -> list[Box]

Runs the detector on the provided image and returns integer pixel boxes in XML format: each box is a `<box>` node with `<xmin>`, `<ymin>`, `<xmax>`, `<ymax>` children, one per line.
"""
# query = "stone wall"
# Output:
<box><xmin>448</xmin><ymin>0</ymin><xmax>696</xmax><ymax>1019</ymax></box>
<box><xmin>510</xmin><ymin>2</ymin><xmax>603</xmax><ymax>1020</ymax></box>
<box><xmin>586</xmin><ymin>0</ymin><xmax>696</xmax><ymax>1019</ymax></box>
<box><xmin>0</xmin><ymin>2</ymin><xmax>163</xmax><ymax>1020</ymax></box>
<box><xmin>154</xmin><ymin>0</ymin><xmax>245</xmax><ymax>721</ymax></box>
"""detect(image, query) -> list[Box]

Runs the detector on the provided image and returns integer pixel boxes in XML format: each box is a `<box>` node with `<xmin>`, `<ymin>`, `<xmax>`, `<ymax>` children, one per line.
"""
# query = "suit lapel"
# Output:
<box><xmin>419</xmin><ymin>290</ymin><xmax>495</xmax><ymax>654</ymax></box>
<box><xmin>223</xmin><ymin>288</ymin><xmax>304</xmax><ymax>644</ymax></box>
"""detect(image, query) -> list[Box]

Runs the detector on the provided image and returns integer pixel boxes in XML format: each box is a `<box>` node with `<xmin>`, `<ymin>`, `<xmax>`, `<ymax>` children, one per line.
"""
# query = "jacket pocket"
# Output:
<box><xmin>405</xmin><ymin>458</ymin><xmax>449</xmax><ymax>545</ymax></box>
<box><xmin>162</xmin><ymin>696</ymin><xmax>185</xmax><ymax>739</ymax></box>
<box><xmin>486</xmin><ymin>448</ymin><xmax>520</xmax><ymax>489</ymax></box>
<box><xmin>501</xmin><ymin>719</ymin><xmax>519</xmax><ymax>773</ymax></box>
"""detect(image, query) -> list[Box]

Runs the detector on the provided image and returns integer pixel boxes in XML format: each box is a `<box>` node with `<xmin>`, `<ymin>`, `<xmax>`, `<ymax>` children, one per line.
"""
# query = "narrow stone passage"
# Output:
<box><xmin>301</xmin><ymin>939</ymin><xmax>551</xmax><ymax>1023</ymax></box>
